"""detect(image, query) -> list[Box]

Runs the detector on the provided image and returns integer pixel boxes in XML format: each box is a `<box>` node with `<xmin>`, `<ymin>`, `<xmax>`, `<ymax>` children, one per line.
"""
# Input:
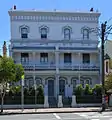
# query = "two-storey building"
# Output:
<box><xmin>8</xmin><ymin>6</ymin><xmax>101</xmax><ymax>99</ymax></box>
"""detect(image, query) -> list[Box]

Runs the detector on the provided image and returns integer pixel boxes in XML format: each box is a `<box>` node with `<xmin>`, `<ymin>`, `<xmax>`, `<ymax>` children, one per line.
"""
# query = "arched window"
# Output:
<box><xmin>35</xmin><ymin>77</ymin><xmax>42</xmax><ymax>86</ymax></box>
<box><xmin>39</xmin><ymin>25</ymin><xmax>49</xmax><ymax>39</ymax></box>
<box><xmin>64</xmin><ymin>28</ymin><xmax>71</xmax><ymax>40</ymax></box>
<box><xmin>81</xmin><ymin>26</ymin><xmax>90</xmax><ymax>40</ymax></box>
<box><xmin>41</xmin><ymin>28</ymin><xmax>47</xmax><ymax>39</ymax></box>
<box><xmin>19</xmin><ymin>25</ymin><xmax>29</xmax><ymax>39</ymax></box>
<box><xmin>83</xmin><ymin>29</ymin><xmax>89</xmax><ymax>39</ymax></box>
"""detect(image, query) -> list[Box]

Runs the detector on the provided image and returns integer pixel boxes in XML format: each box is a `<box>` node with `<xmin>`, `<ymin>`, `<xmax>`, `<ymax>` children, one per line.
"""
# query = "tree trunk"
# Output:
<box><xmin>1</xmin><ymin>97</ymin><xmax>4</xmax><ymax>113</ymax></box>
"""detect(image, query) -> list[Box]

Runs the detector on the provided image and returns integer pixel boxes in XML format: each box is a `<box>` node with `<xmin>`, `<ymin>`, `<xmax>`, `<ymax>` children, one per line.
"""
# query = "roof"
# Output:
<box><xmin>8</xmin><ymin>9</ymin><xmax>101</xmax><ymax>17</ymax></box>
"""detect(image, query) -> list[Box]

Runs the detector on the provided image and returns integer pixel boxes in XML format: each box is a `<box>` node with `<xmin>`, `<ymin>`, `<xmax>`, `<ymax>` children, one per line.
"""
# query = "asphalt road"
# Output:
<box><xmin>0</xmin><ymin>112</ymin><xmax>112</xmax><ymax>120</ymax></box>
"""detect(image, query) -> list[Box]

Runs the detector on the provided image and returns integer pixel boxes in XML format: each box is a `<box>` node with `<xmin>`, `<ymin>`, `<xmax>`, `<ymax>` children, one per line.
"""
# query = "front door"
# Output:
<box><xmin>48</xmin><ymin>80</ymin><xmax>54</xmax><ymax>96</ymax></box>
<box><xmin>59</xmin><ymin>80</ymin><xmax>65</xmax><ymax>96</ymax></box>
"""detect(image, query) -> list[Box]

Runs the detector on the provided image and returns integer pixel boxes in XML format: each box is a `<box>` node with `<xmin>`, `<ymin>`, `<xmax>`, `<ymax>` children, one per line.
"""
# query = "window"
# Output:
<box><xmin>80</xmin><ymin>80</ymin><xmax>84</xmax><ymax>88</ymax></box>
<box><xmin>83</xmin><ymin>29</ymin><xmax>89</xmax><ymax>39</ymax></box>
<box><xmin>64</xmin><ymin>28</ymin><xmax>71</xmax><ymax>40</ymax></box>
<box><xmin>40</xmin><ymin>53</ymin><xmax>48</xmax><ymax>63</ymax></box>
<box><xmin>82</xmin><ymin>53</ymin><xmax>90</xmax><ymax>64</ymax></box>
<box><xmin>72</xmin><ymin>80</ymin><xmax>77</xmax><ymax>89</ymax></box>
<box><xmin>86</xmin><ymin>79</ymin><xmax>89</xmax><ymax>84</ymax></box>
<box><xmin>41</xmin><ymin>28</ymin><xmax>47</xmax><ymax>39</ymax></box>
<box><xmin>106</xmin><ymin>61</ymin><xmax>109</xmax><ymax>73</ymax></box>
<box><xmin>21</xmin><ymin>53</ymin><xmax>29</xmax><ymax>63</ymax></box>
<box><xmin>21</xmin><ymin>28</ymin><xmax>28</xmax><ymax>38</ymax></box>
<box><xmin>64</xmin><ymin>53</ymin><xmax>71</xmax><ymax>63</ymax></box>
<box><xmin>29</xmin><ymin>79</ymin><xmax>34</xmax><ymax>88</ymax></box>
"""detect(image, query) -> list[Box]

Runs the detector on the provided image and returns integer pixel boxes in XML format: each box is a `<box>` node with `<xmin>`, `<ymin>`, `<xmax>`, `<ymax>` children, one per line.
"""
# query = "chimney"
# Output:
<box><xmin>90</xmin><ymin>7</ymin><xmax>94</xmax><ymax>12</ymax></box>
<box><xmin>14</xmin><ymin>5</ymin><xmax>16</xmax><ymax>10</ymax></box>
<box><xmin>3</xmin><ymin>41</ymin><xmax>7</xmax><ymax>56</ymax></box>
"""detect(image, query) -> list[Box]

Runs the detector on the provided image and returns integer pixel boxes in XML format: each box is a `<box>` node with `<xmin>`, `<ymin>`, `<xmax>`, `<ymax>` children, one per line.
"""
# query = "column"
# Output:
<box><xmin>55</xmin><ymin>46</ymin><xmax>59</xmax><ymax>99</ymax></box>
<box><xmin>32</xmin><ymin>52</ymin><xmax>36</xmax><ymax>64</ymax></box>
<box><xmin>33</xmin><ymin>52</ymin><xmax>36</xmax><ymax>90</ymax></box>
<box><xmin>33</xmin><ymin>75</ymin><xmax>36</xmax><ymax>90</ymax></box>
<box><xmin>78</xmin><ymin>53</ymin><xmax>81</xmax><ymax>85</ymax></box>
<box><xmin>78</xmin><ymin>74</ymin><xmax>80</xmax><ymax>86</ymax></box>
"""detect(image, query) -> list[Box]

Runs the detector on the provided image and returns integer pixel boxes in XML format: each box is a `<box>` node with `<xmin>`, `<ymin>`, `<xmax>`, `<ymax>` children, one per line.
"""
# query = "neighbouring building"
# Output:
<box><xmin>104</xmin><ymin>40</ymin><xmax>112</xmax><ymax>75</ymax></box>
<box><xmin>8</xmin><ymin>6</ymin><xmax>101</xmax><ymax>99</ymax></box>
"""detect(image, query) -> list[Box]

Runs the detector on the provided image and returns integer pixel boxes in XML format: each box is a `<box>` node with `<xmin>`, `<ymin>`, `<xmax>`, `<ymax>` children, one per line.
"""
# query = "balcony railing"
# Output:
<box><xmin>16</xmin><ymin>62</ymin><xmax>100</xmax><ymax>71</ymax></box>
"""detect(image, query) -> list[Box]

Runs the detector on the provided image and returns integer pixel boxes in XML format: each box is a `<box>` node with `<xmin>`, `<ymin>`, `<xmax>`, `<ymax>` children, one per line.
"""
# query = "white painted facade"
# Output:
<box><xmin>8</xmin><ymin>7</ymin><xmax>101</xmax><ymax>98</ymax></box>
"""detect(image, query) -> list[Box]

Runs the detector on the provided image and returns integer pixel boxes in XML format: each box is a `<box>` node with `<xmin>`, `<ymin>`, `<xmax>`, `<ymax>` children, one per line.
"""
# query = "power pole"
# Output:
<box><xmin>101</xmin><ymin>21</ymin><xmax>107</xmax><ymax>111</ymax></box>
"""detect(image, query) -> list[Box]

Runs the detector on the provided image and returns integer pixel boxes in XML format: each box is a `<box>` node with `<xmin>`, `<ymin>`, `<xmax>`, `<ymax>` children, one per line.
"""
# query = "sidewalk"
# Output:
<box><xmin>0</xmin><ymin>107</ymin><xmax>111</xmax><ymax>115</ymax></box>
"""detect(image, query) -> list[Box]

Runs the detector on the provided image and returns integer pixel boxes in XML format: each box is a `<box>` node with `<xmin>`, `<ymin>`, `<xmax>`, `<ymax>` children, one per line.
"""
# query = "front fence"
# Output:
<box><xmin>1</xmin><ymin>95</ymin><xmax>44</xmax><ymax>105</ymax></box>
<box><xmin>76</xmin><ymin>95</ymin><xmax>102</xmax><ymax>104</ymax></box>
<box><xmin>0</xmin><ymin>95</ymin><xmax>102</xmax><ymax>108</ymax></box>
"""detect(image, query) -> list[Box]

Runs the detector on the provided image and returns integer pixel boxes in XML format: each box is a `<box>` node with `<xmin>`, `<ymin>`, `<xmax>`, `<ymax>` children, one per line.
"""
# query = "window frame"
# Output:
<box><xmin>21</xmin><ymin>53</ymin><xmax>29</xmax><ymax>64</ymax></box>
<box><xmin>40</xmin><ymin>27</ymin><xmax>47</xmax><ymax>39</ymax></box>
<box><xmin>83</xmin><ymin>29</ymin><xmax>89</xmax><ymax>40</ymax></box>
<box><xmin>64</xmin><ymin>28</ymin><xmax>71</xmax><ymax>40</ymax></box>
<box><xmin>20</xmin><ymin>26</ymin><xmax>29</xmax><ymax>39</ymax></box>
<box><xmin>40</xmin><ymin>53</ymin><xmax>48</xmax><ymax>63</ymax></box>
<box><xmin>106</xmin><ymin>61</ymin><xmax>109</xmax><ymax>73</ymax></box>
<box><xmin>64</xmin><ymin>53</ymin><xmax>72</xmax><ymax>63</ymax></box>
<box><xmin>82</xmin><ymin>53</ymin><xmax>90</xmax><ymax>64</ymax></box>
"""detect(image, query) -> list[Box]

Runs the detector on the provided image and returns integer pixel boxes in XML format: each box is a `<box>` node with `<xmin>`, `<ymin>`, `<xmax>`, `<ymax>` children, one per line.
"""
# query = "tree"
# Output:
<box><xmin>0</xmin><ymin>56</ymin><xmax>24</xmax><ymax>113</ymax></box>
<box><xmin>105</xmin><ymin>73</ymin><xmax>112</xmax><ymax>91</ymax></box>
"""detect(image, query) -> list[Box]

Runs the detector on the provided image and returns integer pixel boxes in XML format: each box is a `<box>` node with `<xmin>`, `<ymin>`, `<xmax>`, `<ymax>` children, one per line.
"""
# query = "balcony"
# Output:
<box><xmin>60</xmin><ymin>64</ymin><xmax>99</xmax><ymax>71</ymax></box>
<box><xmin>16</xmin><ymin>62</ymin><xmax>100</xmax><ymax>71</ymax></box>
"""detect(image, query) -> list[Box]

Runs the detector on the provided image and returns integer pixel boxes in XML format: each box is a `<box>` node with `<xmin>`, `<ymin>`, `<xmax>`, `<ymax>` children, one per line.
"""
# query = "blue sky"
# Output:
<box><xmin>0</xmin><ymin>0</ymin><xmax>112</xmax><ymax>55</ymax></box>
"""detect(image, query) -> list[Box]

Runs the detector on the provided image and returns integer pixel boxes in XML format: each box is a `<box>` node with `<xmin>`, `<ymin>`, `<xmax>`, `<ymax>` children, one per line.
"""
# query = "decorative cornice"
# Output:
<box><xmin>8</xmin><ymin>10</ymin><xmax>100</xmax><ymax>23</ymax></box>
<box><xmin>10</xmin><ymin>15</ymin><xmax>99</xmax><ymax>23</ymax></box>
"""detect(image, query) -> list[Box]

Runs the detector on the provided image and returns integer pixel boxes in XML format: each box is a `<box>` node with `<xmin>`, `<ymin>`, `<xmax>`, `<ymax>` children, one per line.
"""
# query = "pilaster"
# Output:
<box><xmin>78</xmin><ymin>53</ymin><xmax>81</xmax><ymax>85</ymax></box>
<box><xmin>55</xmin><ymin>46</ymin><xmax>60</xmax><ymax>99</ymax></box>
<box><xmin>32</xmin><ymin>52</ymin><xmax>36</xmax><ymax>64</ymax></box>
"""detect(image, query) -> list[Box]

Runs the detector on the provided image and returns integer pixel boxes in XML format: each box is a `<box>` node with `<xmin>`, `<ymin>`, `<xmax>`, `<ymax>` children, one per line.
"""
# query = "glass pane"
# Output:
<box><xmin>73</xmin><ymin>80</ymin><xmax>77</xmax><ymax>88</ymax></box>
<box><xmin>86</xmin><ymin>80</ymin><xmax>89</xmax><ymax>84</ymax></box>
<box><xmin>41</xmin><ymin>28</ymin><xmax>47</xmax><ymax>34</ymax></box>
<box><xmin>83</xmin><ymin>53</ymin><xmax>90</xmax><ymax>64</ymax></box>
<box><xmin>21</xmin><ymin>28</ymin><xmax>27</xmax><ymax>33</ymax></box>
<box><xmin>36</xmin><ymin>80</ymin><xmax>41</xmax><ymax>85</ymax></box>
<box><xmin>21</xmin><ymin>34</ymin><xmax>28</xmax><ymax>38</ymax></box>
<box><xmin>64</xmin><ymin>29</ymin><xmax>70</xmax><ymax>34</ymax></box>
<box><xmin>29</xmin><ymin>79</ymin><xmax>33</xmax><ymax>87</ymax></box>
<box><xmin>80</xmin><ymin>80</ymin><xmax>84</xmax><ymax>87</ymax></box>
<box><xmin>83</xmin><ymin>29</ymin><xmax>88</xmax><ymax>35</ymax></box>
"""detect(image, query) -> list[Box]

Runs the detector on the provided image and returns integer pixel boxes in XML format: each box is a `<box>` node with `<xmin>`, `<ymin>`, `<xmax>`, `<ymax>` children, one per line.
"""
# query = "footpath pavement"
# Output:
<box><xmin>0</xmin><ymin>107</ymin><xmax>112</xmax><ymax>115</ymax></box>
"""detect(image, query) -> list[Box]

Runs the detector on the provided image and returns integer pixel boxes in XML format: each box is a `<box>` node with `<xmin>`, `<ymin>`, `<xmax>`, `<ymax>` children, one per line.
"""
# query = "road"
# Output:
<box><xmin>0</xmin><ymin>112</ymin><xmax>112</xmax><ymax>120</ymax></box>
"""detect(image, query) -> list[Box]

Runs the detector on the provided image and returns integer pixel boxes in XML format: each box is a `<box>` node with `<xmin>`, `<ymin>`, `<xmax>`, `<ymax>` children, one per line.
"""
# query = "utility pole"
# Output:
<box><xmin>101</xmin><ymin>21</ymin><xmax>107</xmax><ymax>112</ymax></box>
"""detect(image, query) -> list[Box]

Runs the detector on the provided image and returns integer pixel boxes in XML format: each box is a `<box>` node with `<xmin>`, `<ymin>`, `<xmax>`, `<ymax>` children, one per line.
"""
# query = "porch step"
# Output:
<box><xmin>48</xmin><ymin>96</ymin><xmax>57</xmax><ymax>108</ymax></box>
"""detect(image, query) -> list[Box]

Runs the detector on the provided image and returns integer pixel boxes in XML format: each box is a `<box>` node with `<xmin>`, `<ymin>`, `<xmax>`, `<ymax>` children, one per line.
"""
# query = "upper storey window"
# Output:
<box><xmin>63</xmin><ymin>26</ymin><xmax>72</xmax><ymax>40</ymax></box>
<box><xmin>19</xmin><ymin>25</ymin><xmax>29</xmax><ymax>39</ymax></box>
<box><xmin>41</xmin><ymin>28</ymin><xmax>47</xmax><ymax>39</ymax></box>
<box><xmin>21</xmin><ymin>28</ymin><xmax>28</xmax><ymax>38</ymax></box>
<box><xmin>81</xmin><ymin>26</ymin><xmax>90</xmax><ymax>40</ymax></box>
<box><xmin>83</xmin><ymin>29</ymin><xmax>89</xmax><ymax>39</ymax></box>
<box><xmin>39</xmin><ymin>25</ymin><xmax>49</xmax><ymax>39</ymax></box>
